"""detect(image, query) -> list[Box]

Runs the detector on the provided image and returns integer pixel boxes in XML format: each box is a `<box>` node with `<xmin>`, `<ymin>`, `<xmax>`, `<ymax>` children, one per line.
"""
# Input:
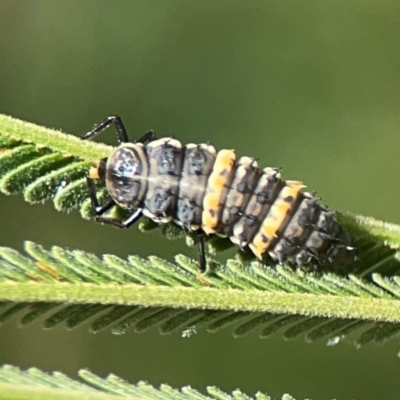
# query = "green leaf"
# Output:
<box><xmin>1</xmin><ymin>113</ymin><xmax>400</xmax><ymax>265</ymax></box>
<box><xmin>0</xmin><ymin>242</ymin><xmax>399</xmax><ymax>326</ymax></box>
<box><xmin>0</xmin><ymin>364</ymin><xmax>327</xmax><ymax>400</ymax></box>
<box><xmin>2</xmin><ymin>115</ymin><xmax>400</xmax><ymax>346</ymax></box>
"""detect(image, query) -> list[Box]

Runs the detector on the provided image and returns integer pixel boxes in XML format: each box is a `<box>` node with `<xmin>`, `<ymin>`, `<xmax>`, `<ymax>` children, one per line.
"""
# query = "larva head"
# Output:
<box><xmin>92</xmin><ymin>143</ymin><xmax>149</xmax><ymax>209</ymax></box>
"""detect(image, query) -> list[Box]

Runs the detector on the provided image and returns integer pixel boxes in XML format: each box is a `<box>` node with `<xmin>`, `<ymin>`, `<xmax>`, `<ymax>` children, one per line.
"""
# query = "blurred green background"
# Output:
<box><xmin>1</xmin><ymin>1</ymin><xmax>400</xmax><ymax>399</ymax></box>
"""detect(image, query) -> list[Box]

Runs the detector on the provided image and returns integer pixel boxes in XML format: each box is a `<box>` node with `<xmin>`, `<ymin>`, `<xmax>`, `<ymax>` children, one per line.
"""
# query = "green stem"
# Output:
<box><xmin>0</xmin><ymin>114</ymin><xmax>113</xmax><ymax>162</ymax></box>
<box><xmin>1</xmin><ymin>282</ymin><xmax>399</xmax><ymax>322</ymax></box>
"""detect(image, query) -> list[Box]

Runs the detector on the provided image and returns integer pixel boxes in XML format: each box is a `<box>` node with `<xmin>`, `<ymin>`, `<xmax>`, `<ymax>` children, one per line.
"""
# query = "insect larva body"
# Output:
<box><xmin>83</xmin><ymin>115</ymin><xmax>356</xmax><ymax>272</ymax></box>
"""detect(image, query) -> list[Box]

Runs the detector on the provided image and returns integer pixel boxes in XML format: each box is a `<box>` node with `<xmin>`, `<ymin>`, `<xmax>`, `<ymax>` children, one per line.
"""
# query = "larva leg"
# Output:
<box><xmin>96</xmin><ymin>208</ymin><xmax>143</xmax><ymax>229</ymax></box>
<box><xmin>81</xmin><ymin>114</ymin><xmax>156</xmax><ymax>145</ymax></box>
<box><xmin>86</xmin><ymin>176</ymin><xmax>116</xmax><ymax>215</ymax></box>
<box><xmin>136</xmin><ymin>130</ymin><xmax>157</xmax><ymax>144</ymax></box>
<box><xmin>86</xmin><ymin>175</ymin><xmax>143</xmax><ymax>228</ymax></box>
<box><xmin>196</xmin><ymin>233</ymin><xmax>207</xmax><ymax>273</ymax></box>
<box><xmin>81</xmin><ymin>115</ymin><xmax>129</xmax><ymax>143</ymax></box>
<box><xmin>183</xmin><ymin>227</ymin><xmax>207</xmax><ymax>274</ymax></box>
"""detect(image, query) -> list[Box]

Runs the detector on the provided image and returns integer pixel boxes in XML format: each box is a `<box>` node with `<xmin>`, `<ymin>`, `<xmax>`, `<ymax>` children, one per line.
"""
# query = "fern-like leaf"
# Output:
<box><xmin>2</xmin><ymin>115</ymin><xmax>400</xmax><ymax>344</ymax></box>
<box><xmin>1</xmin><ymin>113</ymin><xmax>400</xmax><ymax>265</ymax></box>
<box><xmin>0</xmin><ymin>241</ymin><xmax>400</xmax><ymax>337</ymax></box>
<box><xmin>0</xmin><ymin>363</ymin><xmax>334</xmax><ymax>400</ymax></box>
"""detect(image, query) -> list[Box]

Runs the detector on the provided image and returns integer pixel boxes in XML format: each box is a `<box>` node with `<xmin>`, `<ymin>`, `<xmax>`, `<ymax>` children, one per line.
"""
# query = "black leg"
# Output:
<box><xmin>86</xmin><ymin>177</ymin><xmax>115</xmax><ymax>215</ymax></box>
<box><xmin>81</xmin><ymin>115</ymin><xmax>129</xmax><ymax>143</ymax></box>
<box><xmin>96</xmin><ymin>208</ymin><xmax>143</xmax><ymax>229</ymax></box>
<box><xmin>86</xmin><ymin>174</ymin><xmax>143</xmax><ymax>228</ymax></box>
<box><xmin>136</xmin><ymin>130</ymin><xmax>157</xmax><ymax>144</ymax></box>
<box><xmin>81</xmin><ymin>115</ymin><xmax>157</xmax><ymax>145</ymax></box>
<box><xmin>182</xmin><ymin>227</ymin><xmax>207</xmax><ymax>274</ymax></box>
<box><xmin>94</xmin><ymin>198</ymin><xmax>115</xmax><ymax>215</ymax></box>
<box><xmin>196</xmin><ymin>234</ymin><xmax>207</xmax><ymax>273</ymax></box>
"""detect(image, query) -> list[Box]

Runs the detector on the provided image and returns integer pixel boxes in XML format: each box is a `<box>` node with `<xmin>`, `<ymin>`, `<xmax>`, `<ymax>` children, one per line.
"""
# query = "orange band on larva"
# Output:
<box><xmin>249</xmin><ymin>181</ymin><xmax>304</xmax><ymax>259</ymax></box>
<box><xmin>202</xmin><ymin>149</ymin><xmax>236</xmax><ymax>234</ymax></box>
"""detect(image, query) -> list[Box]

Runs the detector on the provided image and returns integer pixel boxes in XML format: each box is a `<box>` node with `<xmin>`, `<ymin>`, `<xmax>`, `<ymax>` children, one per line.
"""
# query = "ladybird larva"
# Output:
<box><xmin>82</xmin><ymin>115</ymin><xmax>356</xmax><ymax>273</ymax></box>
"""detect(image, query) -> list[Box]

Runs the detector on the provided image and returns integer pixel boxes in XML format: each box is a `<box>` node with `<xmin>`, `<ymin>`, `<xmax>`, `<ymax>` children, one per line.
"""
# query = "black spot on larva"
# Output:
<box><xmin>236</xmin><ymin>182</ymin><xmax>246</xmax><ymax>193</ymax></box>
<box><xmin>284</xmin><ymin>195</ymin><xmax>294</xmax><ymax>203</ymax></box>
<box><xmin>209</xmin><ymin>209</ymin><xmax>216</xmax><ymax>218</ymax></box>
<box><xmin>261</xmin><ymin>234</ymin><xmax>269</xmax><ymax>244</ymax></box>
<box><xmin>244</xmin><ymin>214</ymin><xmax>258</xmax><ymax>226</ymax></box>
<box><xmin>188</xmin><ymin>148</ymin><xmax>208</xmax><ymax>175</ymax></box>
<box><xmin>179</xmin><ymin>197</ymin><xmax>197</xmax><ymax>224</ymax></box>
<box><xmin>154</xmin><ymin>187</ymin><xmax>171</xmax><ymax>210</ymax></box>
<box><xmin>257</xmin><ymin>191</ymin><xmax>272</xmax><ymax>204</ymax></box>
<box><xmin>157</xmin><ymin>145</ymin><xmax>180</xmax><ymax>175</ymax></box>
